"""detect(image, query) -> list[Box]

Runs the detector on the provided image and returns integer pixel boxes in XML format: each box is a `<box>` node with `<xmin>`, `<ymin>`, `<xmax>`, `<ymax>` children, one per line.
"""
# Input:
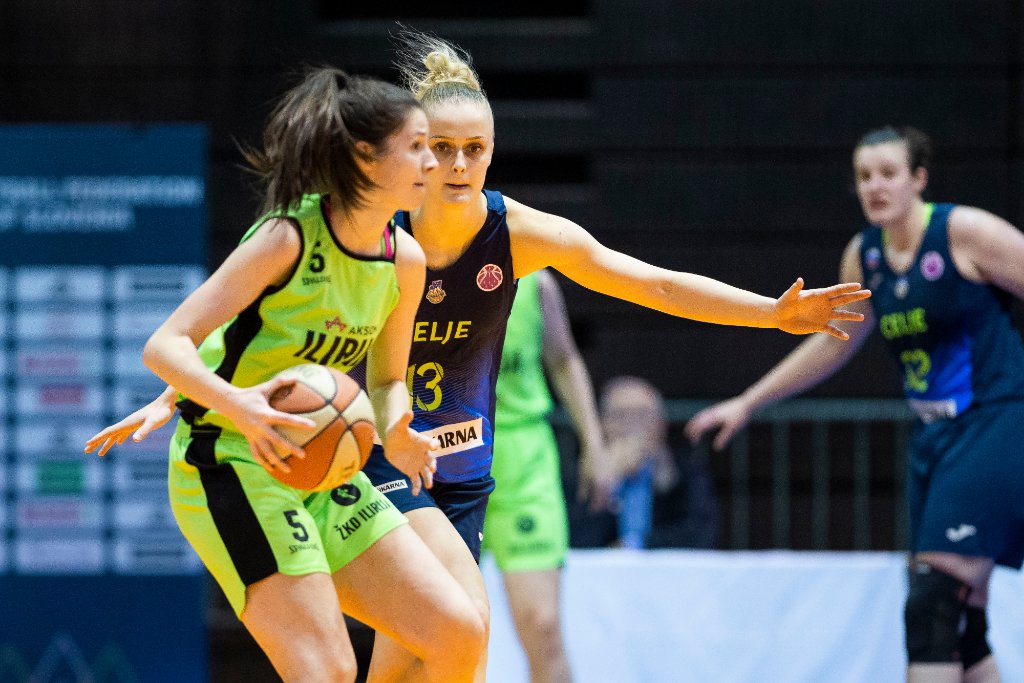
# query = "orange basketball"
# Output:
<box><xmin>267</xmin><ymin>364</ymin><xmax>376</xmax><ymax>491</ymax></box>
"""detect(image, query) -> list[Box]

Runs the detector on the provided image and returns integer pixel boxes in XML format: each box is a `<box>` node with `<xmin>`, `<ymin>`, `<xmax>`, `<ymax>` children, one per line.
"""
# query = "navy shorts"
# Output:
<box><xmin>908</xmin><ymin>400</ymin><xmax>1024</xmax><ymax>569</ymax></box>
<box><xmin>361</xmin><ymin>447</ymin><xmax>496</xmax><ymax>562</ymax></box>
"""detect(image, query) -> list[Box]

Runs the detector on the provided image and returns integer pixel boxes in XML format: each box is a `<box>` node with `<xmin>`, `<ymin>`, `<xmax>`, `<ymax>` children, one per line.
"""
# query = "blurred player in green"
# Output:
<box><xmin>482</xmin><ymin>270</ymin><xmax>613</xmax><ymax>683</ymax></box>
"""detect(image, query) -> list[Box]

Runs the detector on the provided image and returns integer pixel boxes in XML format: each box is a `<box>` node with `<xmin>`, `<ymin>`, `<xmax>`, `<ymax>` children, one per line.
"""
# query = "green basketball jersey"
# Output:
<box><xmin>495</xmin><ymin>273</ymin><xmax>554</xmax><ymax>427</ymax></box>
<box><xmin>178</xmin><ymin>194</ymin><xmax>400</xmax><ymax>433</ymax></box>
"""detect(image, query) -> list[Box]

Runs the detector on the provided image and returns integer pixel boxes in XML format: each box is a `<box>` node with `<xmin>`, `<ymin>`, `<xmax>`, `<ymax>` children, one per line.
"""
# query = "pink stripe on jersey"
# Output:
<box><xmin>381</xmin><ymin>223</ymin><xmax>395</xmax><ymax>259</ymax></box>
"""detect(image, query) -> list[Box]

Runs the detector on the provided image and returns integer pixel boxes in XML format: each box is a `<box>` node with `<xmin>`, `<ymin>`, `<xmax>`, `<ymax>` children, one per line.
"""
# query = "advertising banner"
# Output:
<box><xmin>0</xmin><ymin>125</ymin><xmax>208</xmax><ymax>682</ymax></box>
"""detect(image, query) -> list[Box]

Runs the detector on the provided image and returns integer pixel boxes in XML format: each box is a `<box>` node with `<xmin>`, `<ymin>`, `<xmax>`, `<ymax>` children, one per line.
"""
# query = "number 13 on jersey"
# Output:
<box><xmin>407</xmin><ymin>362</ymin><xmax>445</xmax><ymax>411</ymax></box>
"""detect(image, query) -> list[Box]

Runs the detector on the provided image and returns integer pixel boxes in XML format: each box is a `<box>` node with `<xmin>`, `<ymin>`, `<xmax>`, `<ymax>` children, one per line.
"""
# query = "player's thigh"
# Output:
<box><xmin>406</xmin><ymin>506</ymin><xmax>490</xmax><ymax>616</ymax></box>
<box><xmin>305</xmin><ymin>473</ymin><xmax>409</xmax><ymax>574</ymax></box>
<box><xmin>331</xmin><ymin>523</ymin><xmax>480</xmax><ymax>654</ymax></box>
<box><xmin>502</xmin><ymin>567</ymin><xmax>563</xmax><ymax>625</ymax></box>
<box><xmin>242</xmin><ymin>571</ymin><xmax>353</xmax><ymax>666</ymax></box>
<box><xmin>168</xmin><ymin>432</ymin><xmax>331</xmax><ymax>616</ymax></box>
<box><xmin>484</xmin><ymin>463</ymin><xmax>568</xmax><ymax>574</ymax></box>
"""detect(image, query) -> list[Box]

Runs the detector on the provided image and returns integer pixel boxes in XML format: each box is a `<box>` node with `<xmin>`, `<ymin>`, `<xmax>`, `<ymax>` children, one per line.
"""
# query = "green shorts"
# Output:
<box><xmin>168</xmin><ymin>420</ymin><xmax>407</xmax><ymax>616</ymax></box>
<box><xmin>482</xmin><ymin>419</ymin><xmax>568</xmax><ymax>572</ymax></box>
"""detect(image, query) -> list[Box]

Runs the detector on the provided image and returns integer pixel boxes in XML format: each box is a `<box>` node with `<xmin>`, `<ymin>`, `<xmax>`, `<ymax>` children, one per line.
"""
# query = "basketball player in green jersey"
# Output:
<box><xmin>483</xmin><ymin>270</ymin><xmax>611</xmax><ymax>682</ymax></box>
<box><xmin>88</xmin><ymin>68</ymin><xmax>485</xmax><ymax>683</ymax></box>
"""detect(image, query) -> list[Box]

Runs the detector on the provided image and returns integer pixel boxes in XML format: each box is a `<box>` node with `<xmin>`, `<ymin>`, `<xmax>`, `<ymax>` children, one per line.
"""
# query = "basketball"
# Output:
<box><xmin>267</xmin><ymin>364</ymin><xmax>376</xmax><ymax>491</ymax></box>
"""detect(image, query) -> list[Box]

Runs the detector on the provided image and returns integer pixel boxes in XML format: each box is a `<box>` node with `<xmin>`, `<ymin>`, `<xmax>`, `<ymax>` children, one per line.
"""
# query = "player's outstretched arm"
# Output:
<box><xmin>685</xmin><ymin>237</ymin><xmax>874</xmax><ymax>451</ymax></box>
<box><xmin>365</xmin><ymin>229</ymin><xmax>437</xmax><ymax>495</ymax></box>
<box><xmin>506</xmin><ymin>198</ymin><xmax>870</xmax><ymax>338</ymax></box>
<box><xmin>84</xmin><ymin>385</ymin><xmax>179</xmax><ymax>456</ymax></box>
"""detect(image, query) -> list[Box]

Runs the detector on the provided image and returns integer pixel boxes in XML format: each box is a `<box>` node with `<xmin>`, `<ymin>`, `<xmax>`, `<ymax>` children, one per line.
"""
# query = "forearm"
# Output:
<box><xmin>656</xmin><ymin>272</ymin><xmax>778</xmax><ymax>327</ymax></box>
<box><xmin>549</xmin><ymin>354</ymin><xmax>605</xmax><ymax>455</ymax></box>
<box><xmin>575</xmin><ymin>264</ymin><xmax>778</xmax><ymax>328</ymax></box>
<box><xmin>143</xmin><ymin>331</ymin><xmax>241</xmax><ymax>413</ymax></box>
<box><xmin>368</xmin><ymin>380</ymin><xmax>412</xmax><ymax>437</ymax></box>
<box><xmin>157</xmin><ymin>383</ymin><xmax>180</xmax><ymax>405</ymax></box>
<box><xmin>740</xmin><ymin>334</ymin><xmax>860</xmax><ymax>410</ymax></box>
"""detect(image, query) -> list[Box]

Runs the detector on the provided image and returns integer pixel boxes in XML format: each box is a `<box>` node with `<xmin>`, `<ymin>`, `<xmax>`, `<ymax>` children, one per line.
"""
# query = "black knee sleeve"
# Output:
<box><xmin>904</xmin><ymin>564</ymin><xmax>970</xmax><ymax>663</ymax></box>
<box><xmin>961</xmin><ymin>606</ymin><xmax>992</xmax><ymax>670</ymax></box>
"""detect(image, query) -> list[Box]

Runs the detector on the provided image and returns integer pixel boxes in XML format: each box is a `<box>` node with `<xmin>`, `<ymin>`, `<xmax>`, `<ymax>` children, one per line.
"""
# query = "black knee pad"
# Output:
<box><xmin>904</xmin><ymin>564</ymin><xmax>970</xmax><ymax>663</ymax></box>
<box><xmin>961</xmin><ymin>606</ymin><xmax>992</xmax><ymax>670</ymax></box>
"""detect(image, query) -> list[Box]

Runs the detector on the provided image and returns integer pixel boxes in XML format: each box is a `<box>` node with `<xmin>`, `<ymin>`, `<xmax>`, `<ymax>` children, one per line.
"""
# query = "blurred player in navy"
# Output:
<box><xmin>688</xmin><ymin>126</ymin><xmax>1024</xmax><ymax>683</ymax></box>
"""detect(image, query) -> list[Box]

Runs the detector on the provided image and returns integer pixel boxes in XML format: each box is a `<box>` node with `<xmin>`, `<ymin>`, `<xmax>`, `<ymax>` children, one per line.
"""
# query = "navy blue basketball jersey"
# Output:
<box><xmin>860</xmin><ymin>203</ymin><xmax>1024</xmax><ymax>419</ymax></box>
<box><xmin>353</xmin><ymin>190</ymin><xmax>516</xmax><ymax>482</ymax></box>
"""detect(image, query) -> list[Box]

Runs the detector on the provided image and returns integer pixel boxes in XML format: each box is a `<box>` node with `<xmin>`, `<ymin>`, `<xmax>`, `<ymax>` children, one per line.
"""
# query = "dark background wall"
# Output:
<box><xmin>4</xmin><ymin>0</ymin><xmax>1021</xmax><ymax>403</ymax></box>
<box><xmin>5</xmin><ymin>3</ymin><xmax>1021</xmax><ymax>678</ymax></box>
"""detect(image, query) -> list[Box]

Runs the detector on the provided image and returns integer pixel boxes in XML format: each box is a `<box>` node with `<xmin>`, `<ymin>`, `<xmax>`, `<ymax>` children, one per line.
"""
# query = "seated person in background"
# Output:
<box><xmin>599</xmin><ymin>376</ymin><xmax>719</xmax><ymax>549</ymax></box>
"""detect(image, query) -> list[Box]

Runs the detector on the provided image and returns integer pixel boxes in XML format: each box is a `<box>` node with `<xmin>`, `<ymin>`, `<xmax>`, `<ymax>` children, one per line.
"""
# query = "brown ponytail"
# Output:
<box><xmin>242</xmin><ymin>66</ymin><xmax>421</xmax><ymax>214</ymax></box>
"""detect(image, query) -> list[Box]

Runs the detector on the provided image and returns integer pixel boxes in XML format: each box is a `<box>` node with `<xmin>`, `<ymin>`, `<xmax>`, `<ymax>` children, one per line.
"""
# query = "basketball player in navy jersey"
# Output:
<box><xmin>688</xmin><ymin>126</ymin><xmax>1024</xmax><ymax>683</ymax></box>
<box><xmin>88</xmin><ymin>33</ymin><xmax>870</xmax><ymax>682</ymax></box>
<box><xmin>349</xmin><ymin>32</ymin><xmax>869</xmax><ymax>682</ymax></box>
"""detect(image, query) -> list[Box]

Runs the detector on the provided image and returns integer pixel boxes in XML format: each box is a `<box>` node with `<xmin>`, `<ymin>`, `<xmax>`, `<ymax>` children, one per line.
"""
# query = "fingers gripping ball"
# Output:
<box><xmin>269</xmin><ymin>364</ymin><xmax>376</xmax><ymax>491</ymax></box>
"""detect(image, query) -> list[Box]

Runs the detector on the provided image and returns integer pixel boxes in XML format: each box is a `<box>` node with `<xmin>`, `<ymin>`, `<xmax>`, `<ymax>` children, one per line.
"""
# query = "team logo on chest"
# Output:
<box><xmin>920</xmin><ymin>251</ymin><xmax>944</xmax><ymax>281</ymax></box>
<box><xmin>476</xmin><ymin>264</ymin><xmax>503</xmax><ymax>291</ymax></box>
<box><xmin>865</xmin><ymin>247</ymin><xmax>881</xmax><ymax>270</ymax></box>
<box><xmin>426</xmin><ymin>279</ymin><xmax>446</xmax><ymax>304</ymax></box>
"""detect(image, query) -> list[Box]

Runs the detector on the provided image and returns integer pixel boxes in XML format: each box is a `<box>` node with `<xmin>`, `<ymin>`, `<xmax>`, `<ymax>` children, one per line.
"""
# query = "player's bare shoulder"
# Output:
<box><xmin>503</xmin><ymin>194</ymin><xmax>548</xmax><ymax>235</ymax></box>
<box><xmin>948</xmin><ymin>205</ymin><xmax>1015</xmax><ymax>242</ymax></box>
<box><xmin>948</xmin><ymin>204</ymin><xmax>1023</xmax><ymax>284</ymax></box>
<box><xmin>504</xmin><ymin>194</ymin><xmax>594</xmax><ymax>278</ymax></box>
<box><xmin>252</xmin><ymin>216</ymin><xmax>303</xmax><ymax>249</ymax></box>
<box><xmin>393</xmin><ymin>224</ymin><xmax>426</xmax><ymax>268</ymax></box>
<box><xmin>839</xmin><ymin>233</ymin><xmax>865</xmax><ymax>284</ymax></box>
<box><xmin>392</xmin><ymin>224</ymin><xmax>427</xmax><ymax>291</ymax></box>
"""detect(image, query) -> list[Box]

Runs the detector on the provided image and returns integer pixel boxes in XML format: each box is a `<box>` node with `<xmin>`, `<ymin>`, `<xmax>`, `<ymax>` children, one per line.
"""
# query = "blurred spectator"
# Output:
<box><xmin>572</xmin><ymin>376</ymin><xmax>718</xmax><ymax>549</ymax></box>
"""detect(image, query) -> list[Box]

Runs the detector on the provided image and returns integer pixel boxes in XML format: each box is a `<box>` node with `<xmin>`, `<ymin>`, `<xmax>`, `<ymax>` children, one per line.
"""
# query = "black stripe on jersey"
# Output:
<box><xmin>185</xmin><ymin>429</ymin><xmax>278</xmax><ymax>586</ymax></box>
<box><xmin>321</xmin><ymin>198</ymin><xmax>396</xmax><ymax>263</ymax></box>
<box><xmin>177</xmin><ymin>217</ymin><xmax>304</xmax><ymax>421</ymax></box>
<box><xmin>176</xmin><ymin>296</ymin><xmax>266</xmax><ymax>420</ymax></box>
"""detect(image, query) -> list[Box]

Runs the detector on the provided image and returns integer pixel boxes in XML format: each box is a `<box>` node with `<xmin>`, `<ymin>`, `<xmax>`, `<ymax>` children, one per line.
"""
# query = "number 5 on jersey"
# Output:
<box><xmin>407</xmin><ymin>362</ymin><xmax>444</xmax><ymax>411</ymax></box>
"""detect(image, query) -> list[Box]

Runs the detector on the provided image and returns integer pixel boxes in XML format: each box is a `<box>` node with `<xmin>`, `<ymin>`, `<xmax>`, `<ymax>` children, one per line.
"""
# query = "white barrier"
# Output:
<box><xmin>483</xmin><ymin>550</ymin><xmax>1024</xmax><ymax>683</ymax></box>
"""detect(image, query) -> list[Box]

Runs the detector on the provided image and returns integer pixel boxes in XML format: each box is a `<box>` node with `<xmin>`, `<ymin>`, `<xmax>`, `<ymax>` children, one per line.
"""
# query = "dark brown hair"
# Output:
<box><xmin>243</xmin><ymin>66</ymin><xmax>421</xmax><ymax>214</ymax></box>
<box><xmin>856</xmin><ymin>126</ymin><xmax>933</xmax><ymax>172</ymax></box>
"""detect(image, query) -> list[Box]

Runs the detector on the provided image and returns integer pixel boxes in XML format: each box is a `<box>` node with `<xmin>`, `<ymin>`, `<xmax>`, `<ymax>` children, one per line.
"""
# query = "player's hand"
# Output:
<box><xmin>685</xmin><ymin>396</ymin><xmax>754</xmax><ymax>452</ymax></box>
<box><xmin>576</xmin><ymin>445</ymin><xmax>618</xmax><ymax>512</ymax></box>
<box><xmin>84</xmin><ymin>392</ymin><xmax>178</xmax><ymax>456</ymax></box>
<box><xmin>382</xmin><ymin>411</ymin><xmax>438</xmax><ymax>496</ymax></box>
<box><xmin>773</xmin><ymin>279</ymin><xmax>870</xmax><ymax>340</ymax></box>
<box><xmin>219</xmin><ymin>376</ymin><xmax>316</xmax><ymax>474</ymax></box>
